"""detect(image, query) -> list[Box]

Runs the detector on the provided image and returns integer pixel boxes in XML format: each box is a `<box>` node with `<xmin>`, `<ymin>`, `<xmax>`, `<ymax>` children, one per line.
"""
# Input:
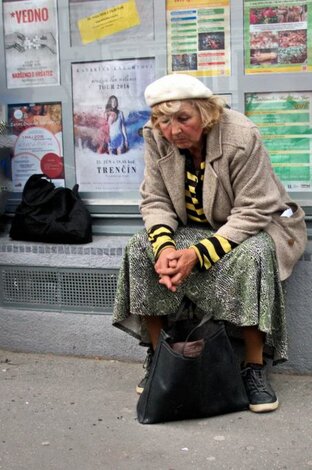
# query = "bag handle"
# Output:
<box><xmin>164</xmin><ymin>297</ymin><xmax>214</xmax><ymax>352</ymax></box>
<box><xmin>184</xmin><ymin>315</ymin><xmax>211</xmax><ymax>343</ymax></box>
<box><xmin>22</xmin><ymin>174</ymin><xmax>55</xmax><ymax>207</ymax></box>
<box><xmin>171</xmin><ymin>298</ymin><xmax>224</xmax><ymax>356</ymax></box>
<box><xmin>22</xmin><ymin>174</ymin><xmax>80</xmax><ymax>207</ymax></box>
<box><xmin>174</xmin><ymin>297</ymin><xmax>195</xmax><ymax>321</ymax></box>
<box><xmin>72</xmin><ymin>184</ymin><xmax>79</xmax><ymax>197</ymax></box>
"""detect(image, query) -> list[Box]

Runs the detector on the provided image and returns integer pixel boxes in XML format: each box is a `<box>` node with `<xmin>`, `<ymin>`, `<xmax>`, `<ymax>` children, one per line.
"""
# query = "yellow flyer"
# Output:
<box><xmin>78</xmin><ymin>0</ymin><xmax>140</xmax><ymax>45</ymax></box>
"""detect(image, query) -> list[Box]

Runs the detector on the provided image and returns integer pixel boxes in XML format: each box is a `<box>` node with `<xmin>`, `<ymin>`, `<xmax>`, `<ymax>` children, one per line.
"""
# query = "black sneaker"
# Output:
<box><xmin>136</xmin><ymin>346</ymin><xmax>154</xmax><ymax>395</ymax></box>
<box><xmin>241</xmin><ymin>363</ymin><xmax>279</xmax><ymax>413</ymax></box>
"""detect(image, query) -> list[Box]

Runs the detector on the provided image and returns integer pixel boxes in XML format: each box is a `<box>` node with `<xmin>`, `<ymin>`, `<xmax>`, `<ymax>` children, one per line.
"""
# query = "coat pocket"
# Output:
<box><xmin>265</xmin><ymin>202</ymin><xmax>307</xmax><ymax>280</ymax></box>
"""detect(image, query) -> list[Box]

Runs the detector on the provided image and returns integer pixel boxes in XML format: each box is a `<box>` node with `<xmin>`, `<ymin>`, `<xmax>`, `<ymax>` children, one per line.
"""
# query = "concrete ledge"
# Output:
<box><xmin>279</xmin><ymin>258</ymin><xmax>312</xmax><ymax>374</ymax></box>
<box><xmin>0</xmin><ymin>233</ymin><xmax>130</xmax><ymax>269</ymax></box>
<box><xmin>0</xmin><ymin>307</ymin><xmax>145</xmax><ymax>362</ymax></box>
<box><xmin>0</xmin><ymin>231</ymin><xmax>311</xmax><ymax>374</ymax></box>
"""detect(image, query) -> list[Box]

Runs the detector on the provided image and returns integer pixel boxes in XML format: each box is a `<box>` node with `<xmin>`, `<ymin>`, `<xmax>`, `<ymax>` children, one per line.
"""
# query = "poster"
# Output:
<box><xmin>245</xmin><ymin>92</ymin><xmax>312</xmax><ymax>191</ymax></box>
<box><xmin>3</xmin><ymin>0</ymin><xmax>60</xmax><ymax>88</ymax></box>
<box><xmin>244</xmin><ymin>0</ymin><xmax>312</xmax><ymax>74</ymax></box>
<box><xmin>166</xmin><ymin>0</ymin><xmax>231</xmax><ymax>77</ymax></box>
<box><xmin>72</xmin><ymin>58</ymin><xmax>155</xmax><ymax>192</ymax></box>
<box><xmin>8</xmin><ymin>102</ymin><xmax>64</xmax><ymax>191</ymax></box>
<box><xmin>69</xmin><ymin>0</ymin><xmax>154</xmax><ymax>46</ymax></box>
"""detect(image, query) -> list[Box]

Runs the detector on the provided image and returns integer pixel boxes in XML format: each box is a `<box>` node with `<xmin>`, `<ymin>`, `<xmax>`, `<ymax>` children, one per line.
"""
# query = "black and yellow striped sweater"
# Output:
<box><xmin>148</xmin><ymin>152</ymin><xmax>237</xmax><ymax>270</ymax></box>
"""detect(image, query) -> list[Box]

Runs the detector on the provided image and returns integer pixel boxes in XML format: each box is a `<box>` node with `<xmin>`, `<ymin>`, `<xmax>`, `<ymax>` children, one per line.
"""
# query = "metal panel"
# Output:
<box><xmin>0</xmin><ymin>265</ymin><xmax>118</xmax><ymax>313</ymax></box>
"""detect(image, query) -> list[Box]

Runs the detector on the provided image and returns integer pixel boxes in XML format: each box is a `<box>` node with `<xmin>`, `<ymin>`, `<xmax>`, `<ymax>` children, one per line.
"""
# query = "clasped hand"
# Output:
<box><xmin>155</xmin><ymin>247</ymin><xmax>198</xmax><ymax>292</ymax></box>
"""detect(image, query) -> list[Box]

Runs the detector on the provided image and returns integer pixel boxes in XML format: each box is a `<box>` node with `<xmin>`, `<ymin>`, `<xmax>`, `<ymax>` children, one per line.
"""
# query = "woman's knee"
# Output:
<box><xmin>239</xmin><ymin>233</ymin><xmax>276</xmax><ymax>265</ymax></box>
<box><xmin>128</xmin><ymin>230</ymin><xmax>148</xmax><ymax>249</ymax></box>
<box><xmin>127</xmin><ymin>230</ymin><xmax>153</xmax><ymax>261</ymax></box>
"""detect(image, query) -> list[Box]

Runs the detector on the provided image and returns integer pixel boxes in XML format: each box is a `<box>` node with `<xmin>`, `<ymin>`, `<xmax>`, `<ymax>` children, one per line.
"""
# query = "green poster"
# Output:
<box><xmin>245</xmin><ymin>92</ymin><xmax>312</xmax><ymax>191</ymax></box>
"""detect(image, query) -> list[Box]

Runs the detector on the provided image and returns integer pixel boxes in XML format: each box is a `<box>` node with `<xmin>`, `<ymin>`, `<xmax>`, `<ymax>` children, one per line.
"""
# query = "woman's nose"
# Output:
<box><xmin>171</xmin><ymin>120</ymin><xmax>182</xmax><ymax>135</ymax></box>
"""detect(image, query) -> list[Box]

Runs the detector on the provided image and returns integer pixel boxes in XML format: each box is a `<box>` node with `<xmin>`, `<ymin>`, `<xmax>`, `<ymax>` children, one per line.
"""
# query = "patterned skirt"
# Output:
<box><xmin>112</xmin><ymin>226</ymin><xmax>287</xmax><ymax>363</ymax></box>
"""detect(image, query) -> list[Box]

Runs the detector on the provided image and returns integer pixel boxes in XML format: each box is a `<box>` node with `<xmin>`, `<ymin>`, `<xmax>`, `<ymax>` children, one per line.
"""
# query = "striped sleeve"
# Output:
<box><xmin>148</xmin><ymin>225</ymin><xmax>176</xmax><ymax>259</ymax></box>
<box><xmin>190</xmin><ymin>235</ymin><xmax>237</xmax><ymax>271</ymax></box>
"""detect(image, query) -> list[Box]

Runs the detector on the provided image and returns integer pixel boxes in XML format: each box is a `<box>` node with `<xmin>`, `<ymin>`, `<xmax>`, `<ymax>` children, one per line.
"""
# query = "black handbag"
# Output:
<box><xmin>137</xmin><ymin>316</ymin><xmax>249</xmax><ymax>424</ymax></box>
<box><xmin>9</xmin><ymin>173</ymin><xmax>92</xmax><ymax>244</ymax></box>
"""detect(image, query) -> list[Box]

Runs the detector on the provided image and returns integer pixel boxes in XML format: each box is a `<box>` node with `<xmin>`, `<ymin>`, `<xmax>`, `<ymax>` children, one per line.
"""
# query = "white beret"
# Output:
<box><xmin>145</xmin><ymin>74</ymin><xmax>213</xmax><ymax>107</ymax></box>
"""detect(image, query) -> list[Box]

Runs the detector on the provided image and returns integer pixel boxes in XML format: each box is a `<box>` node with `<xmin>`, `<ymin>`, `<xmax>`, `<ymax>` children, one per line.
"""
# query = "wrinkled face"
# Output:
<box><xmin>157</xmin><ymin>101</ymin><xmax>203</xmax><ymax>151</ymax></box>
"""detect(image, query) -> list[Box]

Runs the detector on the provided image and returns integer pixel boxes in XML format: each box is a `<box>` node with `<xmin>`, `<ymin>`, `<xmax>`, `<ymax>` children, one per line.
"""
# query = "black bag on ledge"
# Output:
<box><xmin>137</xmin><ymin>316</ymin><xmax>249</xmax><ymax>424</ymax></box>
<box><xmin>9</xmin><ymin>174</ymin><xmax>92</xmax><ymax>244</ymax></box>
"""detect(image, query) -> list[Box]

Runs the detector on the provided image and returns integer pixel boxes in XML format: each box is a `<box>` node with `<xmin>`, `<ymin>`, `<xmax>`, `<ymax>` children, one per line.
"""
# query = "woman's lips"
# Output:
<box><xmin>173</xmin><ymin>138</ymin><xmax>188</xmax><ymax>144</ymax></box>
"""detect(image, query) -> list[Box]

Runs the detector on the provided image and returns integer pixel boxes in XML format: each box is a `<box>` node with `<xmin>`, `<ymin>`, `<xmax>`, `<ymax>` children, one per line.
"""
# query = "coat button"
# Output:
<box><xmin>288</xmin><ymin>239</ymin><xmax>295</xmax><ymax>246</ymax></box>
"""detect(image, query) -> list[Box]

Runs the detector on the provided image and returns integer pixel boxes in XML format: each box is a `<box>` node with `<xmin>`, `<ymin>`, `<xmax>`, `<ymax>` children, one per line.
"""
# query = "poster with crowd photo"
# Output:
<box><xmin>244</xmin><ymin>0</ymin><xmax>312</xmax><ymax>74</ymax></box>
<box><xmin>8</xmin><ymin>102</ymin><xmax>64</xmax><ymax>191</ymax></box>
<box><xmin>69</xmin><ymin>0</ymin><xmax>154</xmax><ymax>46</ymax></box>
<box><xmin>166</xmin><ymin>0</ymin><xmax>231</xmax><ymax>77</ymax></box>
<box><xmin>245</xmin><ymin>92</ymin><xmax>312</xmax><ymax>191</ymax></box>
<box><xmin>72</xmin><ymin>58</ymin><xmax>155</xmax><ymax>193</ymax></box>
<box><xmin>3</xmin><ymin>0</ymin><xmax>60</xmax><ymax>88</ymax></box>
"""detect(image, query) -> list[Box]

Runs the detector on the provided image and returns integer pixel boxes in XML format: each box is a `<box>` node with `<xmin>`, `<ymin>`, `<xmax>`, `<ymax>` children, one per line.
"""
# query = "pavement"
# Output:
<box><xmin>1</xmin><ymin>349</ymin><xmax>312</xmax><ymax>470</ymax></box>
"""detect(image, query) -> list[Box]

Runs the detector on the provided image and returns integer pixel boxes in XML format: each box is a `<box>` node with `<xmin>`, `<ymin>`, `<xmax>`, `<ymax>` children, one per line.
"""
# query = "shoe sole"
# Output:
<box><xmin>249</xmin><ymin>399</ymin><xmax>279</xmax><ymax>413</ymax></box>
<box><xmin>136</xmin><ymin>385</ymin><xmax>144</xmax><ymax>395</ymax></box>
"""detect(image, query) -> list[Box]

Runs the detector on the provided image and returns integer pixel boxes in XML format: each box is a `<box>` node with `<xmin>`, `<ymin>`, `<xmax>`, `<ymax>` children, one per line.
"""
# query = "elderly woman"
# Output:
<box><xmin>112</xmin><ymin>74</ymin><xmax>307</xmax><ymax>413</ymax></box>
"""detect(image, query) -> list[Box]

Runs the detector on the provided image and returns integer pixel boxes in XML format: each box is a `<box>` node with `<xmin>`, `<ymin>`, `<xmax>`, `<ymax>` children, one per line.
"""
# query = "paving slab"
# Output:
<box><xmin>1</xmin><ymin>350</ymin><xmax>312</xmax><ymax>470</ymax></box>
